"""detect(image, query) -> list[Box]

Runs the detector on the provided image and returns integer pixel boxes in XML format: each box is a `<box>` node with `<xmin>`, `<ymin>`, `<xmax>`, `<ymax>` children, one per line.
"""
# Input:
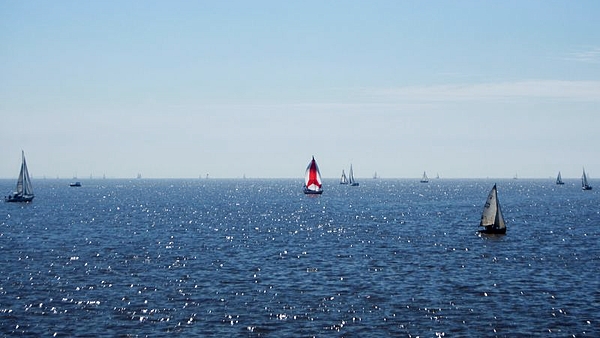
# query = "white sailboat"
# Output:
<box><xmin>348</xmin><ymin>164</ymin><xmax>359</xmax><ymax>186</ymax></box>
<box><xmin>420</xmin><ymin>171</ymin><xmax>429</xmax><ymax>183</ymax></box>
<box><xmin>582</xmin><ymin>168</ymin><xmax>592</xmax><ymax>190</ymax></box>
<box><xmin>304</xmin><ymin>156</ymin><xmax>323</xmax><ymax>194</ymax></box>
<box><xmin>5</xmin><ymin>151</ymin><xmax>35</xmax><ymax>202</ymax></box>
<box><xmin>340</xmin><ymin>170</ymin><xmax>348</xmax><ymax>185</ymax></box>
<box><xmin>479</xmin><ymin>184</ymin><xmax>506</xmax><ymax>234</ymax></box>
<box><xmin>556</xmin><ymin>171</ymin><xmax>564</xmax><ymax>185</ymax></box>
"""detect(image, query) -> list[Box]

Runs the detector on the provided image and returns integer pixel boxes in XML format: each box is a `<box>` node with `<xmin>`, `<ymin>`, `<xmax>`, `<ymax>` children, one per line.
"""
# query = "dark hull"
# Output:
<box><xmin>582</xmin><ymin>186</ymin><xmax>592</xmax><ymax>190</ymax></box>
<box><xmin>479</xmin><ymin>226</ymin><xmax>506</xmax><ymax>235</ymax></box>
<box><xmin>304</xmin><ymin>188</ymin><xmax>323</xmax><ymax>195</ymax></box>
<box><xmin>350</xmin><ymin>183</ymin><xmax>359</xmax><ymax>186</ymax></box>
<box><xmin>5</xmin><ymin>195</ymin><xmax>34</xmax><ymax>203</ymax></box>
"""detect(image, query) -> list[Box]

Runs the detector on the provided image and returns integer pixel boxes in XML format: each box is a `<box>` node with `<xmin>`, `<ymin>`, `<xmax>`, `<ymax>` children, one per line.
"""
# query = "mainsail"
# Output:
<box><xmin>340</xmin><ymin>170</ymin><xmax>348</xmax><ymax>184</ymax></box>
<box><xmin>420</xmin><ymin>171</ymin><xmax>429</xmax><ymax>183</ymax></box>
<box><xmin>556</xmin><ymin>171</ymin><xmax>564</xmax><ymax>185</ymax></box>
<box><xmin>479</xmin><ymin>184</ymin><xmax>506</xmax><ymax>233</ymax></box>
<box><xmin>304</xmin><ymin>156</ymin><xmax>323</xmax><ymax>194</ymax></box>
<box><xmin>582</xmin><ymin>168</ymin><xmax>592</xmax><ymax>190</ymax></box>
<box><xmin>348</xmin><ymin>164</ymin><xmax>359</xmax><ymax>186</ymax></box>
<box><xmin>6</xmin><ymin>151</ymin><xmax>34</xmax><ymax>202</ymax></box>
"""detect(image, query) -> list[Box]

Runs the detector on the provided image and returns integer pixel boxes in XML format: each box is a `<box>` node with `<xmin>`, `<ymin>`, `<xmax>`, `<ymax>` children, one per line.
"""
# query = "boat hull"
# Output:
<box><xmin>5</xmin><ymin>194</ymin><xmax>34</xmax><ymax>202</ymax></box>
<box><xmin>479</xmin><ymin>227</ymin><xmax>506</xmax><ymax>235</ymax></box>
<box><xmin>303</xmin><ymin>188</ymin><xmax>323</xmax><ymax>195</ymax></box>
<box><xmin>582</xmin><ymin>186</ymin><xmax>592</xmax><ymax>190</ymax></box>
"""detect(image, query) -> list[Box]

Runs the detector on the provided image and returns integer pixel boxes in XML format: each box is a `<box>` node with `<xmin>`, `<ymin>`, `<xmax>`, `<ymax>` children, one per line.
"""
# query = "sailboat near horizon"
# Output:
<box><xmin>348</xmin><ymin>164</ymin><xmax>359</xmax><ymax>186</ymax></box>
<box><xmin>420</xmin><ymin>171</ymin><xmax>429</xmax><ymax>183</ymax></box>
<box><xmin>556</xmin><ymin>171</ymin><xmax>564</xmax><ymax>185</ymax></box>
<box><xmin>304</xmin><ymin>156</ymin><xmax>323</xmax><ymax>194</ymax></box>
<box><xmin>340</xmin><ymin>169</ymin><xmax>348</xmax><ymax>185</ymax></box>
<box><xmin>479</xmin><ymin>184</ymin><xmax>506</xmax><ymax>234</ymax></box>
<box><xmin>5</xmin><ymin>151</ymin><xmax>35</xmax><ymax>202</ymax></box>
<box><xmin>582</xmin><ymin>167</ymin><xmax>592</xmax><ymax>190</ymax></box>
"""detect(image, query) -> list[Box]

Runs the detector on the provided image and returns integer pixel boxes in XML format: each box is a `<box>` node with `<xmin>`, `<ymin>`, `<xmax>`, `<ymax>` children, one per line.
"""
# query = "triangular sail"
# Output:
<box><xmin>582</xmin><ymin>168</ymin><xmax>592</xmax><ymax>190</ymax></box>
<box><xmin>420</xmin><ymin>171</ymin><xmax>429</xmax><ymax>183</ymax></box>
<box><xmin>480</xmin><ymin>184</ymin><xmax>505</xmax><ymax>230</ymax></box>
<box><xmin>304</xmin><ymin>157</ymin><xmax>322</xmax><ymax>192</ymax></box>
<box><xmin>15</xmin><ymin>151</ymin><xmax>34</xmax><ymax>196</ymax></box>
<box><xmin>348</xmin><ymin>164</ymin><xmax>359</xmax><ymax>186</ymax></box>
<box><xmin>556</xmin><ymin>171</ymin><xmax>563</xmax><ymax>185</ymax></box>
<box><xmin>6</xmin><ymin>151</ymin><xmax>34</xmax><ymax>202</ymax></box>
<box><xmin>16</xmin><ymin>160</ymin><xmax>24</xmax><ymax>195</ymax></box>
<box><xmin>340</xmin><ymin>170</ymin><xmax>348</xmax><ymax>184</ymax></box>
<box><xmin>21</xmin><ymin>152</ymin><xmax>34</xmax><ymax>196</ymax></box>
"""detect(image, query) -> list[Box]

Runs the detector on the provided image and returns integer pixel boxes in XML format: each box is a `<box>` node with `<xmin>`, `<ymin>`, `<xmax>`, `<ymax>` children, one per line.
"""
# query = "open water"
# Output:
<box><xmin>1</xmin><ymin>178</ymin><xmax>599</xmax><ymax>337</ymax></box>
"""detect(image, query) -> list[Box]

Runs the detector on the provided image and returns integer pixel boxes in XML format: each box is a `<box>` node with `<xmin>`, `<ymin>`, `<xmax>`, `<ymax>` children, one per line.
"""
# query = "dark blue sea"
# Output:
<box><xmin>1</xmin><ymin>178</ymin><xmax>599</xmax><ymax>337</ymax></box>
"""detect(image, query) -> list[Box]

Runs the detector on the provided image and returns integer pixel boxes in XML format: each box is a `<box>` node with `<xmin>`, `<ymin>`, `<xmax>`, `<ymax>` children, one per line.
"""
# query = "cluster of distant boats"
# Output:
<box><xmin>3</xmin><ymin>152</ymin><xmax>595</xmax><ymax>236</ymax></box>
<box><xmin>301</xmin><ymin>156</ymin><xmax>594</xmax><ymax>235</ymax></box>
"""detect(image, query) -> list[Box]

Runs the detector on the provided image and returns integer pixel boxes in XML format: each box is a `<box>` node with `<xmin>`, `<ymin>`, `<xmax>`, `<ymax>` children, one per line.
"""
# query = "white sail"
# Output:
<box><xmin>6</xmin><ymin>151</ymin><xmax>34</xmax><ymax>202</ymax></box>
<box><xmin>480</xmin><ymin>184</ymin><xmax>505</xmax><ymax>230</ymax></box>
<box><xmin>22</xmin><ymin>152</ymin><xmax>34</xmax><ymax>196</ymax></box>
<box><xmin>348</xmin><ymin>164</ymin><xmax>359</xmax><ymax>186</ymax></box>
<box><xmin>582</xmin><ymin>168</ymin><xmax>592</xmax><ymax>190</ymax></box>
<box><xmin>340</xmin><ymin>170</ymin><xmax>348</xmax><ymax>184</ymax></box>
<box><xmin>15</xmin><ymin>151</ymin><xmax>34</xmax><ymax>196</ymax></box>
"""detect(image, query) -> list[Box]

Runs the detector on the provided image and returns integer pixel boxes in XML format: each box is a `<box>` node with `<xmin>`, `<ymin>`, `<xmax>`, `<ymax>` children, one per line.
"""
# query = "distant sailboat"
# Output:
<box><xmin>340</xmin><ymin>170</ymin><xmax>348</xmax><ymax>185</ymax></box>
<box><xmin>582</xmin><ymin>168</ymin><xmax>592</xmax><ymax>190</ymax></box>
<box><xmin>5</xmin><ymin>151</ymin><xmax>35</xmax><ymax>202</ymax></box>
<box><xmin>420</xmin><ymin>171</ymin><xmax>429</xmax><ymax>183</ymax></box>
<box><xmin>348</xmin><ymin>164</ymin><xmax>359</xmax><ymax>186</ymax></box>
<box><xmin>556</xmin><ymin>171</ymin><xmax>564</xmax><ymax>185</ymax></box>
<box><xmin>479</xmin><ymin>184</ymin><xmax>506</xmax><ymax>234</ymax></box>
<box><xmin>304</xmin><ymin>156</ymin><xmax>323</xmax><ymax>194</ymax></box>
<box><xmin>373</xmin><ymin>172</ymin><xmax>379</xmax><ymax>179</ymax></box>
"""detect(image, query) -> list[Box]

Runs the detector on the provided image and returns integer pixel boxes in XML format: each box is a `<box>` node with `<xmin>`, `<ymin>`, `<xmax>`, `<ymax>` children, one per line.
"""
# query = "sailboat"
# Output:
<box><xmin>582</xmin><ymin>168</ymin><xmax>592</xmax><ymax>190</ymax></box>
<box><xmin>420</xmin><ymin>171</ymin><xmax>429</xmax><ymax>183</ymax></box>
<box><xmin>5</xmin><ymin>151</ymin><xmax>35</xmax><ymax>202</ymax></box>
<box><xmin>556</xmin><ymin>171</ymin><xmax>564</xmax><ymax>185</ymax></box>
<box><xmin>304</xmin><ymin>156</ymin><xmax>323</xmax><ymax>194</ymax></box>
<box><xmin>340</xmin><ymin>170</ymin><xmax>348</xmax><ymax>185</ymax></box>
<box><xmin>479</xmin><ymin>184</ymin><xmax>506</xmax><ymax>234</ymax></box>
<box><xmin>348</xmin><ymin>164</ymin><xmax>359</xmax><ymax>186</ymax></box>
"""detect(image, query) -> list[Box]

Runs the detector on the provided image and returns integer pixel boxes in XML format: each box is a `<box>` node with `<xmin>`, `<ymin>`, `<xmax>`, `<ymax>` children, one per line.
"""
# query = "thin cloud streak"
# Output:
<box><xmin>366</xmin><ymin>80</ymin><xmax>600</xmax><ymax>103</ymax></box>
<box><xmin>564</xmin><ymin>47</ymin><xmax>600</xmax><ymax>64</ymax></box>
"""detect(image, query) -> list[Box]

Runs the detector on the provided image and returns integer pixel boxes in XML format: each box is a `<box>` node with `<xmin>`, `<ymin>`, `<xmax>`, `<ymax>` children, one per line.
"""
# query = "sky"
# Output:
<box><xmin>1</xmin><ymin>1</ymin><xmax>600</xmax><ymax>179</ymax></box>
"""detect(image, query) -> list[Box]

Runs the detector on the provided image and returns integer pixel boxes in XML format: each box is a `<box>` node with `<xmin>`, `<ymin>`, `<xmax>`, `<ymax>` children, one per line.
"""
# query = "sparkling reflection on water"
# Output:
<box><xmin>1</xmin><ymin>179</ymin><xmax>599</xmax><ymax>337</ymax></box>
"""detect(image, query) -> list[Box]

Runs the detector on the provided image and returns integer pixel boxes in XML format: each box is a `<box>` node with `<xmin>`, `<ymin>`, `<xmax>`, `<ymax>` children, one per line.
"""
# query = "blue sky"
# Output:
<box><xmin>1</xmin><ymin>1</ymin><xmax>600</xmax><ymax>179</ymax></box>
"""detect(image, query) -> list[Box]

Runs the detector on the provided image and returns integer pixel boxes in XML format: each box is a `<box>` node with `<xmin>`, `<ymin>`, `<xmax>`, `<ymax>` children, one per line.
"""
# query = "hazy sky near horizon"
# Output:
<box><xmin>2</xmin><ymin>1</ymin><xmax>600</xmax><ymax>179</ymax></box>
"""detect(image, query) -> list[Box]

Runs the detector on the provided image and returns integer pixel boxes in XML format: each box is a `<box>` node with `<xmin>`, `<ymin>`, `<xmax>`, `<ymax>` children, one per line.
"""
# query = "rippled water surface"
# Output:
<box><xmin>1</xmin><ymin>178</ymin><xmax>599</xmax><ymax>337</ymax></box>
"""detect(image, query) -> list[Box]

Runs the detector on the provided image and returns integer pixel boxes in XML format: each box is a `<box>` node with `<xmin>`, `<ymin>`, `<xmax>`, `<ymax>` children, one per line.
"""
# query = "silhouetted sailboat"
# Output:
<box><xmin>304</xmin><ymin>156</ymin><xmax>323</xmax><ymax>194</ymax></box>
<box><xmin>5</xmin><ymin>151</ymin><xmax>35</xmax><ymax>202</ymax></box>
<box><xmin>582</xmin><ymin>168</ymin><xmax>592</xmax><ymax>190</ymax></box>
<box><xmin>556</xmin><ymin>171</ymin><xmax>564</xmax><ymax>185</ymax></box>
<box><xmin>420</xmin><ymin>171</ymin><xmax>429</xmax><ymax>183</ymax></box>
<box><xmin>340</xmin><ymin>170</ymin><xmax>348</xmax><ymax>185</ymax></box>
<box><xmin>479</xmin><ymin>184</ymin><xmax>506</xmax><ymax>234</ymax></box>
<box><xmin>349</xmin><ymin>164</ymin><xmax>359</xmax><ymax>186</ymax></box>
